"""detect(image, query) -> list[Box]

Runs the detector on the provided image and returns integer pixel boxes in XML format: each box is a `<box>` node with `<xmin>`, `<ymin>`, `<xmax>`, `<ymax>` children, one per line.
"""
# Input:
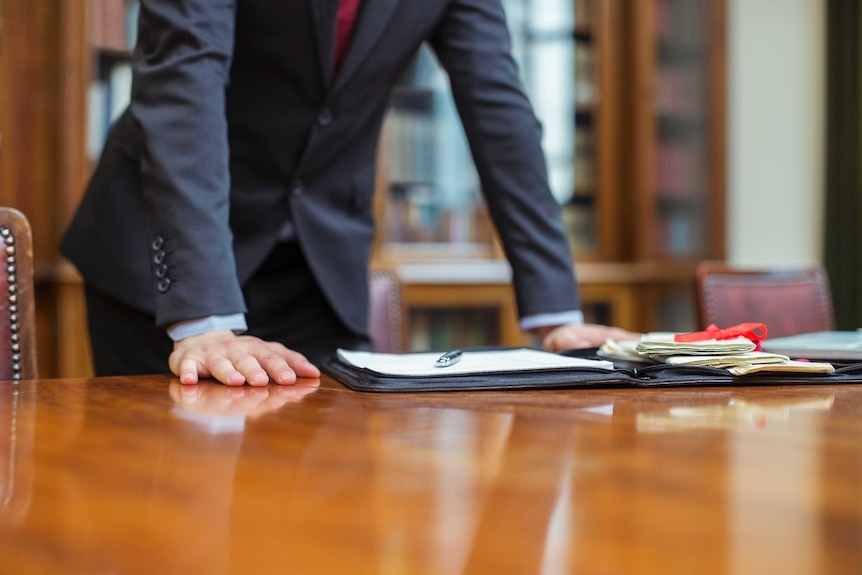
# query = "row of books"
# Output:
<box><xmin>408</xmin><ymin>308</ymin><xmax>500</xmax><ymax>352</ymax></box>
<box><xmin>655</xmin><ymin>67</ymin><xmax>705</xmax><ymax>116</ymax></box>
<box><xmin>574</xmin><ymin>126</ymin><xmax>596</xmax><ymax>191</ymax></box>
<box><xmin>562</xmin><ymin>203</ymin><xmax>597</xmax><ymax>253</ymax></box>
<box><xmin>87</xmin><ymin>0</ymin><xmax>138</xmax><ymax>159</ymax></box>
<box><xmin>87</xmin><ymin>60</ymin><xmax>131</xmax><ymax>160</ymax></box>
<box><xmin>567</xmin><ymin>209</ymin><xmax>710</xmax><ymax>262</ymax></box>
<box><xmin>574</xmin><ymin>0</ymin><xmax>594</xmax><ymax>30</ymax></box>
<box><xmin>385</xmin><ymin>185</ymin><xmax>492</xmax><ymax>246</ymax></box>
<box><xmin>574</xmin><ymin>43</ymin><xmax>598</xmax><ymax>105</ymax></box>
<box><xmin>654</xmin><ymin>210</ymin><xmax>703</xmax><ymax>257</ymax></box>
<box><xmin>385</xmin><ymin>108</ymin><xmax>437</xmax><ymax>184</ymax></box>
<box><xmin>655</xmin><ymin>143</ymin><xmax>704</xmax><ymax>197</ymax></box>
<box><xmin>655</xmin><ymin>0</ymin><xmax>706</xmax><ymax>46</ymax></box>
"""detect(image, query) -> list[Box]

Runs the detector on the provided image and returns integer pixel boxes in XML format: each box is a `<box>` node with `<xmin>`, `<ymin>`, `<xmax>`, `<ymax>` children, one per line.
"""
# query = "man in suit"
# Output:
<box><xmin>61</xmin><ymin>0</ymin><xmax>637</xmax><ymax>386</ymax></box>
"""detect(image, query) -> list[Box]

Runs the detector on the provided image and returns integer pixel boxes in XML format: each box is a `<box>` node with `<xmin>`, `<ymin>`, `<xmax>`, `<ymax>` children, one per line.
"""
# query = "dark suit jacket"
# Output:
<box><xmin>61</xmin><ymin>0</ymin><xmax>581</xmax><ymax>336</ymax></box>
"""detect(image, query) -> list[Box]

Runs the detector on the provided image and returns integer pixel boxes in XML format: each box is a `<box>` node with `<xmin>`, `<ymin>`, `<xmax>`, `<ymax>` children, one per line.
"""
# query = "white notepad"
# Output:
<box><xmin>336</xmin><ymin>348</ymin><xmax>614</xmax><ymax>377</ymax></box>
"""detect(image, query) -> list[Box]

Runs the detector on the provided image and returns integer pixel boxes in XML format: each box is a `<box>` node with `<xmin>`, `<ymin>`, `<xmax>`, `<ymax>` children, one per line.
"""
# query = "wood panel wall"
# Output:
<box><xmin>1</xmin><ymin>0</ymin><xmax>93</xmax><ymax>377</ymax></box>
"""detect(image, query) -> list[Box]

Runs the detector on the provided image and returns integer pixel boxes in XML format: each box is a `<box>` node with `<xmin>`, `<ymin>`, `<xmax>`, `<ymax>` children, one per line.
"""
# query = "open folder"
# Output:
<box><xmin>325</xmin><ymin>348</ymin><xmax>616</xmax><ymax>392</ymax></box>
<box><xmin>322</xmin><ymin>346</ymin><xmax>862</xmax><ymax>393</ymax></box>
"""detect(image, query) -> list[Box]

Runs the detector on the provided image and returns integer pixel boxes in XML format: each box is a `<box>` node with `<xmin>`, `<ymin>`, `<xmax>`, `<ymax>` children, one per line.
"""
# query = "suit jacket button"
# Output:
<box><xmin>157</xmin><ymin>278</ymin><xmax>171</xmax><ymax>293</ymax></box>
<box><xmin>317</xmin><ymin>108</ymin><xmax>333</xmax><ymax>126</ymax></box>
<box><xmin>153</xmin><ymin>250</ymin><xmax>166</xmax><ymax>264</ymax></box>
<box><xmin>291</xmin><ymin>183</ymin><xmax>304</xmax><ymax>197</ymax></box>
<box><xmin>151</xmin><ymin>236</ymin><xmax>164</xmax><ymax>251</ymax></box>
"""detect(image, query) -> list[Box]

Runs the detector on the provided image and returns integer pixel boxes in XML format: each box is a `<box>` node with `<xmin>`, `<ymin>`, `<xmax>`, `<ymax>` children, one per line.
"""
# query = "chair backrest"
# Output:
<box><xmin>368</xmin><ymin>269</ymin><xmax>405</xmax><ymax>353</ymax></box>
<box><xmin>696</xmin><ymin>261</ymin><xmax>835</xmax><ymax>339</ymax></box>
<box><xmin>0</xmin><ymin>208</ymin><xmax>37</xmax><ymax>380</ymax></box>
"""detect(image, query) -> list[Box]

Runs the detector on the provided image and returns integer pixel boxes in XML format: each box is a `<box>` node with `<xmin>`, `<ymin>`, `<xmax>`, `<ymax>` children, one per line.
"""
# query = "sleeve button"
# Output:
<box><xmin>317</xmin><ymin>108</ymin><xmax>333</xmax><ymax>126</ymax></box>
<box><xmin>157</xmin><ymin>278</ymin><xmax>171</xmax><ymax>293</ymax></box>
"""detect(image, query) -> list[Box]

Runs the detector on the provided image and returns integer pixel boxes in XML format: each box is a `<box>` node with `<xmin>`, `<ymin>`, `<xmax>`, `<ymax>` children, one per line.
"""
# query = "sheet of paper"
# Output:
<box><xmin>336</xmin><ymin>348</ymin><xmax>614</xmax><ymax>377</ymax></box>
<box><xmin>599</xmin><ymin>339</ymin><xmax>654</xmax><ymax>362</ymax></box>
<box><xmin>663</xmin><ymin>351</ymin><xmax>790</xmax><ymax>368</ymax></box>
<box><xmin>727</xmin><ymin>361</ymin><xmax>835</xmax><ymax>376</ymax></box>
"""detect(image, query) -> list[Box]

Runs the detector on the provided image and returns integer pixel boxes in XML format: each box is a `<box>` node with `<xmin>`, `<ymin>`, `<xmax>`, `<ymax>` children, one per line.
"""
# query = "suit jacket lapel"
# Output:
<box><xmin>331</xmin><ymin>0</ymin><xmax>402</xmax><ymax>94</ymax></box>
<box><xmin>310</xmin><ymin>0</ymin><xmax>339</xmax><ymax>87</ymax></box>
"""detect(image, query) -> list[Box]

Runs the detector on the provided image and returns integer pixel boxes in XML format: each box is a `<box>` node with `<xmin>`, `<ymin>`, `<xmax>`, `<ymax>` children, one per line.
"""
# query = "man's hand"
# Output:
<box><xmin>169</xmin><ymin>330</ymin><xmax>320</xmax><ymax>386</ymax></box>
<box><xmin>537</xmin><ymin>323</ymin><xmax>641</xmax><ymax>353</ymax></box>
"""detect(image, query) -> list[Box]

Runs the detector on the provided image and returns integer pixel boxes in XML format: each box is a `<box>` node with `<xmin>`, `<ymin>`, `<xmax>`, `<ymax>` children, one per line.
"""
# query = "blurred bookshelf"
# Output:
<box><xmin>0</xmin><ymin>0</ymin><xmax>724</xmax><ymax>374</ymax></box>
<box><xmin>87</xmin><ymin>0</ymin><xmax>137</xmax><ymax>162</ymax></box>
<box><xmin>373</xmin><ymin>0</ymin><xmax>726</xmax><ymax>349</ymax></box>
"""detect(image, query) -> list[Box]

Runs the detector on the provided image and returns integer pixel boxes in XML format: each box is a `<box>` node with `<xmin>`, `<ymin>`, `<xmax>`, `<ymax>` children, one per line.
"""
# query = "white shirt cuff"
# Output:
<box><xmin>519</xmin><ymin>310</ymin><xmax>585</xmax><ymax>332</ymax></box>
<box><xmin>167</xmin><ymin>313</ymin><xmax>248</xmax><ymax>342</ymax></box>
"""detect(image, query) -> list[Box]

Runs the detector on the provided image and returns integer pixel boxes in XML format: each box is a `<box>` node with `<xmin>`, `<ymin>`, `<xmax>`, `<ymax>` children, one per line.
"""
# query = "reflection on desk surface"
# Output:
<box><xmin>1</xmin><ymin>376</ymin><xmax>862</xmax><ymax>574</ymax></box>
<box><xmin>0</xmin><ymin>384</ymin><xmax>35</xmax><ymax>528</ymax></box>
<box><xmin>168</xmin><ymin>379</ymin><xmax>321</xmax><ymax>433</ymax></box>
<box><xmin>636</xmin><ymin>394</ymin><xmax>836</xmax><ymax>432</ymax></box>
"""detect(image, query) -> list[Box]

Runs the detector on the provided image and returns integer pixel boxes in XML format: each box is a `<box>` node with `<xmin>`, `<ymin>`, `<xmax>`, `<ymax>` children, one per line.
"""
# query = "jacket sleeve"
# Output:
<box><xmin>131</xmin><ymin>0</ymin><xmax>243</xmax><ymax>327</ymax></box>
<box><xmin>428</xmin><ymin>0</ymin><xmax>581</xmax><ymax>319</ymax></box>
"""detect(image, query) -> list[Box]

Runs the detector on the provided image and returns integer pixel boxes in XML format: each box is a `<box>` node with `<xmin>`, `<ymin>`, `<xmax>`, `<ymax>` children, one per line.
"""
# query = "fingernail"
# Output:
<box><xmin>250</xmin><ymin>371</ymin><xmax>269</xmax><ymax>385</ymax></box>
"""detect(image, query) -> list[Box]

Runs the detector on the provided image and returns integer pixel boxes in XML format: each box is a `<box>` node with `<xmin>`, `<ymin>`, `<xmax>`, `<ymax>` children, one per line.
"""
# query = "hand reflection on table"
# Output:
<box><xmin>168</xmin><ymin>378</ymin><xmax>320</xmax><ymax>427</ymax></box>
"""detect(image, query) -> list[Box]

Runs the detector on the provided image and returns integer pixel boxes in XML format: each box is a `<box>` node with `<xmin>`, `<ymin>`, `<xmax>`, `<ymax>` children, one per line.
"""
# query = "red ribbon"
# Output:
<box><xmin>674</xmin><ymin>323</ymin><xmax>768</xmax><ymax>350</ymax></box>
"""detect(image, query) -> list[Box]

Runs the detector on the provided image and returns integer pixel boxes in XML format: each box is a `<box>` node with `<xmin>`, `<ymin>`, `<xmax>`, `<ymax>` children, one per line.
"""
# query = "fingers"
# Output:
<box><xmin>171</xmin><ymin>333</ymin><xmax>320</xmax><ymax>387</ymax></box>
<box><xmin>543</xmin><ymin>331</ymin><xmax>592</xmax><ymax>352</ymax></box>
<box><xmin>179</xmin><ymin>358</ymin><xmax>203</xmax><ymax>385</ymax></box>
<box><xmin>257</xmin><ymin>352</ymin><xmax>298</xmax><ymax>385</ymax></box>
<box><xmin>281</xmin><ymin>350</ymin><xmax>321</xmax><ymax>380</ymax></box>
<box><xmin>169</xmin><ymin>352</ymin><xmax>209</xmax><ymax>385</ymax></box>
<box><xmin>209</xmin><ymin>353</ymin><xmax>252</xmax><ymax>386</ymax></box>
<box><xmin>611</xmin><ymin>327</ymin><xmax>642</xmax><ymax>341</ymax></box>
<box><xmin>541</xmin><ymin>323</ymin><xmax>644</xmax><ymax>352</ymax></box>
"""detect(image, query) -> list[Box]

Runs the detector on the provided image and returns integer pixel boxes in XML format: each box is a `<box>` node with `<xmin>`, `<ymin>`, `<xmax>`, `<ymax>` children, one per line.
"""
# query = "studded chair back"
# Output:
<box><xmin>696</xmin><ymin>261</ymin><xmax>835</xmax><ymax>339</ymax></box>
<box><xmin>0</xmin><ymin>208</ymin><xmax>37</xmax><ymax>380</ymax></box>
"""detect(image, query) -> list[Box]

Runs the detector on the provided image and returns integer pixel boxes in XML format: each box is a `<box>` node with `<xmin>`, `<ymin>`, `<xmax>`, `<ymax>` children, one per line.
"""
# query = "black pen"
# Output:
<box><xmin>435</xmin><ymin>349</ymin><xmax>463</xmax><ymax>368</ymax></box>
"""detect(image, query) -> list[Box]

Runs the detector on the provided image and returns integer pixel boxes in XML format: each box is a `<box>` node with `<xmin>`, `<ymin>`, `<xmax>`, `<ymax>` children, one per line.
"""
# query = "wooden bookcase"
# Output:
<box><xmin>373</xmin><ymin>0</ymin><xmax>726</xmax><ymax>349</ymax></box>
<box><xmin>0</xmin><ymin>0</ymin><xmax>137</xmax><ymax>377</ymax></box>
<box><xmin>0</xmin><ymin>0</ymin><xmax>724</xmax><ymax>375</ymax></box>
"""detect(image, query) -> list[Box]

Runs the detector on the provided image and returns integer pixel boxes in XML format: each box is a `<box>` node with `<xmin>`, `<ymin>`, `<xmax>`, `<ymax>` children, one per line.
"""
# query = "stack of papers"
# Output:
<box><xmin>663</xmin><ymin>352</ymin><xmax>834</xmax><ymax>375</ymax></box>
<box><xmin>599</xmin><ymin>332</ymin><xmax>835</xmax><ymax>375</ymax></box>
<box><xmin>635</xmin><ymin>333</ymin><xmax>756</xmax><ymax>356</ymax></box>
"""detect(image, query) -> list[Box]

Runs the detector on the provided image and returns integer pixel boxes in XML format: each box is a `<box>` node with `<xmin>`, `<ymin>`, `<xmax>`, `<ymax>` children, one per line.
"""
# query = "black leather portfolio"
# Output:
<box><xmin>322</xmin><ymin>347</ymin><xmax>862</xmax><ymax>393</ymax></box>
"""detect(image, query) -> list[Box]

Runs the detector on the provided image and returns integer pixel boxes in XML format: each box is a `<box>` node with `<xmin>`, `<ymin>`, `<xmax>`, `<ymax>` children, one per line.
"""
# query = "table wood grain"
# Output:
<box><xmin>2</xmin><ymin>375</ymin><xmax>862</xmax><ymax>574</ymax></box>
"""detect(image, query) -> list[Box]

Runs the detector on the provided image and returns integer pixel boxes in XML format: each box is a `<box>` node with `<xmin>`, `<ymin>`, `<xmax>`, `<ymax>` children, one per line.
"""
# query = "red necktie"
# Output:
<box><xmin>334</xmin><ymin>0</ymin><xmax>361</xmax><ymax>70</ymax></box>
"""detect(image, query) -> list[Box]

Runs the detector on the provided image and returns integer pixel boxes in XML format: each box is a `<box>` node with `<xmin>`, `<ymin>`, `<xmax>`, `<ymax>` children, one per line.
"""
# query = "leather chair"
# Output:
<box><xmin>0</xmin><ymin>208</ymin><xmax>37</xmax><ymax>380</ymax></box>
<box><xmin>696</xmin><ymin>261</ymin><xmax>835</xmax><ymax>339</ymax></box>
<box><xmin>368</xmin><ymin>269</ymin><xmax>405</xmax><ymax>353</ymax></box>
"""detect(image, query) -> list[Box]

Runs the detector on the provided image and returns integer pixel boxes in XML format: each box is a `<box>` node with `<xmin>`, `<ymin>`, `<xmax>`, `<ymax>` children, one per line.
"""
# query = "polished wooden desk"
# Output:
<box><xmin>2</xmin><ymin>375</ymin><xmax>862</xmax><ymax>574</ymax></box>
